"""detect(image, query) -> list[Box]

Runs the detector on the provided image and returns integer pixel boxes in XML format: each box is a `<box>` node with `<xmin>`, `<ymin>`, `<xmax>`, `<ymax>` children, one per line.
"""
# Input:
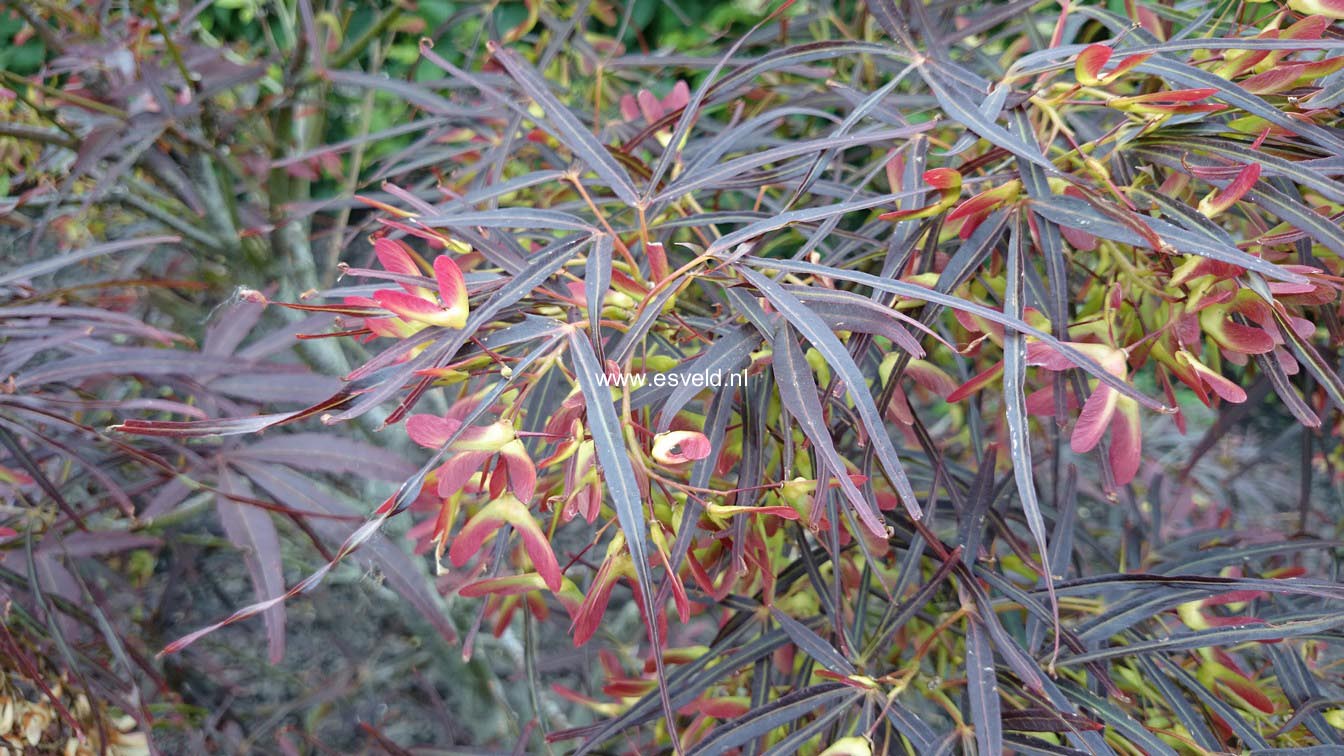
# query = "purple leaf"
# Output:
<box><xmin>965</xmin><ymin>613</ymin><xmax>1003</xmax><ymax>756</ymax></box>
<box><xmin>17</xmin><ymin>348</ymin><xmax>242</xmax><ymax>388</ymax></box>
<box><xmin>203</xmin><ymin>298</ymin><xmax>267</xmax><ymax>356</ymax></box>
<box><xmin>768</xmin><ymin>319</ymin><xmax>886</xmax><ymax>536</ymax></box>
<box><xmin>0</xmin><ymin>237</ymin><xmax>179</xmax><ymax>288</ymax></box>
<box><xmin>208</xmin><ymin>372</ymin><xmax>343</xmax><ymax>405</ymax></box>
<box><xmin>484</xmin><ymin>43</ymin><xmax>639</xmax><ymax>205</ymax></box>
<box><xmin>742</xmin><ymin>265</ymin><xmax>921</xmax><ymax>524</ymax></box>
<box><xmin>39</xmin><ymin>531</ymin><xmax>161</xmax><ymax>557</ymax></box>
<box><xmin>215</xmin><ymin>466</ymin><xmax>286</xmax><ymax>663</ymax></box>
<box><xmin>142</xmin><ymin>475</ymin><xmax>194</xmax><ymax>519</ymax></box>
<box><xmin>112</xmin><ymin>413</ymin><xmax>296</xmax><ymax>438</ymax></box>
<box><xmin>230</xmin><ymin>433</ymin><xmax>415</xmax><ymax>482</ymax></box>
<box><xmin>234</xmin><ymin>461</ymin><xmax>458</xmax><ymax>647</ymax></box>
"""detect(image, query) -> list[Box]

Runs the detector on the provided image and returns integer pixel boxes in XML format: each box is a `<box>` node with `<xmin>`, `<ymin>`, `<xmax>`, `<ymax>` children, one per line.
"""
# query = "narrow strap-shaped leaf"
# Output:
<box><xmin>416</xmin><ymin>207</ymin><xmax>597</xmax><ymax>233</ymax></box>
<box><xmin>791</xmin><ymin>70</ymin><xmax>913</xmax><ymax>203</ymax></box>
<box><xmin>722</xmin><ymin>285</ymin><xmax>779</xmax><ymax>342</ymax></box>
<box><xmin>484</xmin><ymin>43</ymin><xmax>638</xmax><ymax>204</ymax></box>
<box><xmin>794</xmin><ymin>142</ymin><xmax>914</xmax><ymax>266</ymax></box>
<box><xmin>1030</xmin><ymin>195</ymin><xmax>1307</xmax><ymax>283</ymax></box>
<box><xmin>941</xmin><ymin>81</ymin><xmax>1010</xmax><ymax>158</ymax></box>
<box><xmin>1249</xmin><ymin>183</ymin><xmax>1344</xmax><ymax>259</ymax></box>
<box><xmin>765</xmin><ymin>704</ymin><xmax>856</xmax><ymax>756</ymax></box>
<box><xmin>999</xmin><ymin>708</ymin><xmax>1102</xmax><ymax>736</ymax></box>
<box><xmin>1154</xmin><ymin>655</ymin><xmax>1268</xmax><ymax>749</ymax></box>
<box><xmin>956</xmin><ymin>445</ymin><xmax>999</xmax><ymax>563</ymax></box>
<box><xmin>643</xmin><ymin>0</ymin><xmax>797</xmax><ymax>197</ymax></box>
<box><xmin>882</xmin><ymin>696</ymin><xmax>939</xmax><ymax>753</ymax></box>
<box><xmin>1272</xmin><ymin>306</ymin><xmax>1344</xmax><ymax>415</ymax></box>
<box><xmin>729</xmin><ymin>376</ymin><xmax>769</xmax><ymax>573</ymax></box>
<box><xmin>866</xmin><ymin>0</ymin><xmax>903</xmax><ymax>41</ymax></box>
<box><xmin>770</xmin><ymin>319</ymin><xmax>887</xmax><ymax>536</ymax></box>
<box><xmin>565</xmin><ymin>330</ymin><xmax>650</xmax><ymax>584</ymax></box>
<box><xmin>1004</xmin><ymin>212</ymin><xmax>1060</xmax><ymax>660</ymax></box>
<box><xmin>585</xmin><ymin>234</ymin><xmax>613</xmax><ymax>357</ymax></box>
<box><xmin>664</xmin><ymin>384</ymin><xmax>734</xmax><ymax>574</ymax></box>
<box><xmin>1135</xmin><ymin>56</ymin><xmax>1344</xmax><ymax>156</ymax></box>
<box><xmin>111</xmin><ymin>412</ymin><xmax>297</xmax><ymax>438</ymax></box>
<box><xmin>319</xmin><ymin>69</ymin><xmax>482</xmax><ymax>116</ymax></box>
<box><xmin>1073</xmin><ymin>588</ymin><xmax>1206</xmax><ymax>643</ymax></box>
<box><xmin>965</xmin><ymin>613</ymin><xmax>1002</xmax><ymax>756</ymax></box>
<box><xmin>1028</xmin><ymin>467</ymin><xmax>1076</xmax><ymax>652</ymax></box>
<box><xmin>1135</xmin><ymin>136</ymin><xmax>1344</xmax><ymax>205</ymax></box>
<box><xmin>1057</xmin><ymin>681</ymin><xmax>1180</xmax><ymax>756</ymax></box>
<box><xmin>566</xmin><ymin>329</ymin><xmax>679</xmax><ymax>741</ymax></box>
<box><xmin>933</xmin><ymin>210</ymin><xmax>1011</xmax><ymax>299</ymax></box>
<box><xmin>1312</xmin><ymin>66</ymin><xmax>1344</xmax><ymax>109</ymax></box>
<box><xmin>0</xmin><ymin>235</ymin><xmax>179</xmax><ymax>287</ymax></box>
<box><xmin>214</xmin><ymin>467</ymin><xmax>285</xmax><ymax>662</ymax></box>
<box><xmin>746</xmin><ymin>256</ymin><xmax>1168</xmax><ymax>411</ymax></box>
<box><xmin>1154</xmin><ymin>539</ymin><xmax>1337</xmax><ymax>575</ymax></box>
<box><xmin>706</xmin><ymin>189</ymin><xmax>923</xmax><ymax>258</ymax></box>
<box><xmin>1051</xmin><ymin>572</ymin><xmax>1344</xmax><ymax>602</ymax></box>
<box><xmin>1001</xmin><ymin>734</ymin><xmax>1089</xmax><ymax>755</ymax></box>
<box><xmin>1264</xmin><ymin>730</ymin><xmax>1344</xmax><ymax>755</ymax></box>
<box><xmin>657</xmin><ymin>127</ymin><xmax>932</xmax><ymax>204</ymax></box>
<box><xmin>744</xmin><ymin>266</ymin><xmax>920</xmax><ymax>523</ymax></box>
<box><xmin>769</xmin><ymin>608</ymin><xmax>855</xmax><ymax>675</ymax></box>
<box><xmin>565</xmin><ymin>625</ymin><xmax>787</xmax><ymax>750</ymax></box>
<box><xmin>483</xmin><ymin>314</ymin><xmax>570</xmax><ymax>348</ymax></box>
<box><xmin>1008</xmin><ymin>109</ymin><xmax>1068</xmax><ymax>334</ymax></box>
<box><xmin>674</xmin><ymin>106</ymin><xmax>838</xmax><ymax>184</ymax></box>
<box><xmin>651</xmin><ymin>327</ymin><xmax>758</xmax><ymax>432</ymax></box>
<box><xmin>784</xmin><ymin>286</ymin><xmax>927</xmax><ymax>357</ymax></box>
<box><xmin>685</xmin><ymin>683</ymin><xmax>858</xmax><ymax>756</ymax></box>
<box><xmin>1061</xmin><ymin>611</ymin><xmax>1344</xmax><ymax>666</ymax></box>
<box><xmin>960</xmin><ymin>570</ymin><xmax>1046</xmax><ymax>693</ymax></box>
<box><xmin>1251</xmin><ymin>348</ymin><xmax>1321</xmax><ymax>428</ymax></box>
<box><xmin>444</xmin><ymin>225</ymin><xmax>527</xmax><ymax>275</ymax></box>
<box><xmin>1129</xmin><ymin>186</ymin><xmax>1238</xmax><ymax>248</ymax></box>
<box><xmin>608</xmin><ymin>282</ymin><xmax>682</xmax><ymax>365</ymax></box>
<box><xmin>917</xmin><ymin>63</ymin><xmax>1055</xmax><ymax>172</ymax></box>
<box><xmin>1132</xmin><ymin>655</ymin><xmax>1221</xmax><ymax>752</ymax></box>
<box><xmin>955</xmin><ymin>610</ymin><xmax>1119</xmax><ymax>755</ymax></box>
<box><xmin>1267</xmin><ymin>644</ymin><xmax>1344</xmax><ymax>745</ymax></box>
<box><xmin>699</xmin><ymin>40</ymin><xmax>911</xmax><ymax>106</ymax></box>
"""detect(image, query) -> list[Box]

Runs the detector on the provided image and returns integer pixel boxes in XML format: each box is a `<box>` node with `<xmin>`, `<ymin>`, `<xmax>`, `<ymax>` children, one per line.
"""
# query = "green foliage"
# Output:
<box><xmin>0</xmin><ymin>12</ymin><xmax>44</xmax><ymax>75</ymax></box>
